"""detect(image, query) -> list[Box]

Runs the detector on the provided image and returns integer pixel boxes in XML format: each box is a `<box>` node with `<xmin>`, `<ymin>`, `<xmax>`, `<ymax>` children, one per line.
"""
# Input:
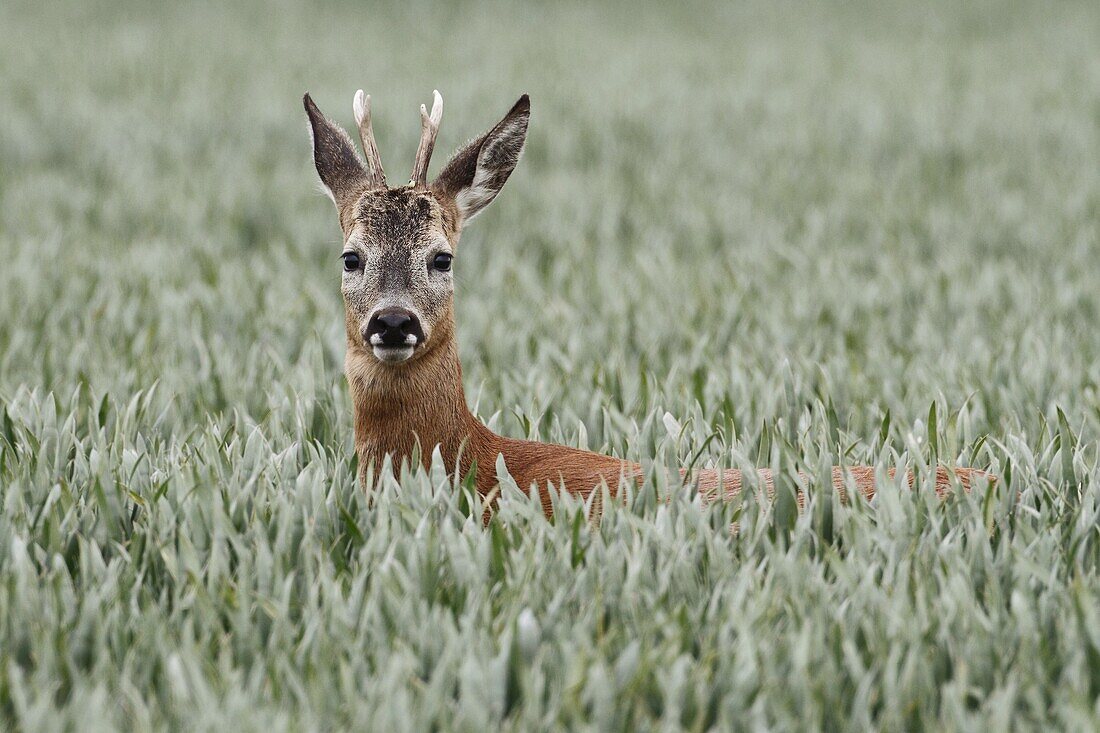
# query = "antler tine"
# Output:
<box><xmin>353</xmin><ymin>90</ymin><xmax>386</xmax><ymax>188</ymax></box>
<box><xmin>410</xmin><ymin>90</ymin><xmax>443</xmax><ymax>189</ymax></box>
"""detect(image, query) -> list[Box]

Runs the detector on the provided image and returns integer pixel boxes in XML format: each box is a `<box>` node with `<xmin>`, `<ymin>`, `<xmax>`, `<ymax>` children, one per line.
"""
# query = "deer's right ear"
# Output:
<box><xmin>432</xmin><ymin>94</ymin><xmax>530</xmax><ymax>226</ymax></box>
<box><xmin>304</xmin><ymin>93</ymin><xmax>368</xmax><ymax>212</ymax></box>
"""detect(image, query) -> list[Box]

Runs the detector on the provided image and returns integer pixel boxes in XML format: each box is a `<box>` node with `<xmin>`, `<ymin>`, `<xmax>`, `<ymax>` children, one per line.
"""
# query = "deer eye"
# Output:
<box><xmin>432</xmin><ymin>252</ymin><xmax>453</xmax><ymax>272</ymax></box>
<box><xmin>341</xmin><ymin>252</ymin><xmax>361</xmax><ymax>272</ymax></box>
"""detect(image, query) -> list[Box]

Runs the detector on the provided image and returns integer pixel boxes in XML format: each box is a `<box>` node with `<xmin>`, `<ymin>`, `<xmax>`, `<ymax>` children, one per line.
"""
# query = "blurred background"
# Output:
<box><xmin>3</xmin><ymin>0</ymin><xmax>1098</xmax><ymax>451</ymax></box>
<box><xmin>2</xmin><ymin>1</ymin><xmax>1100</xmax><ymax>728</ymax></box>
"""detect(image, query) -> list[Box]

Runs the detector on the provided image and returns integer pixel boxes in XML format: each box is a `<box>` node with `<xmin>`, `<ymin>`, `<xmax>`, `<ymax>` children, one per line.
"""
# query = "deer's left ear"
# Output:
<box><xmin>432</xmin><ymin>95</ymin><xmax>529</xmax><ymax>225</ymax></box>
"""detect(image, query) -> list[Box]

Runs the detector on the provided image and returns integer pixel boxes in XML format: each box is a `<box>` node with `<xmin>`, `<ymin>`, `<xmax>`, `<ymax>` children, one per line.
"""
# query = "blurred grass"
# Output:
<box><xmin>2</xmin><ymin>0</ymin><xmax>1100</xmax><ymax>729</ymax></box>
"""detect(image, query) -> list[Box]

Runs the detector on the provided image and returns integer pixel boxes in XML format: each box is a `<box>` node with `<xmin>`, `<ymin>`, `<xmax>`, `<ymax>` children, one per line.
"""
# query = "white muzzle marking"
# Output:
<box><xmin>372</xmin><ymin>345</ymin><xmax>416</xmax><ymax>364</ymax></box>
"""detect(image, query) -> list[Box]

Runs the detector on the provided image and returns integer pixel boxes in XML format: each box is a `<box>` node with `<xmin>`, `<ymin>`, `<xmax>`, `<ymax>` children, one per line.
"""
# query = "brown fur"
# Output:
<box><xmin>307</xmin><ymin>91</ymin><xmax>990</xmax><ymax>518</ymax></box>
<box><xmin>347</xmin><ymin>317</ymin><xmax>989</xmax><ymax>515</ymax></box>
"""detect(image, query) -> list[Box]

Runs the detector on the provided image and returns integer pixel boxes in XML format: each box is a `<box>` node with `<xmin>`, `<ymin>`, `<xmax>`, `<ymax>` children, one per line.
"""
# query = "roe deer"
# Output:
<box><xmin>303</xmin><ymin>90</ymin><xmax>988</xmax><ymax>514</ymax></box>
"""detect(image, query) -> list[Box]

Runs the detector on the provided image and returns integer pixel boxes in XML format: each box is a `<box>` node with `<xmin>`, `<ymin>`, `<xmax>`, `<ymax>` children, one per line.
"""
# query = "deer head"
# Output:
<box><xmin>304</xmin><ymin>90</ymin><xmax>530</xmax><ymax>366</ymax></box>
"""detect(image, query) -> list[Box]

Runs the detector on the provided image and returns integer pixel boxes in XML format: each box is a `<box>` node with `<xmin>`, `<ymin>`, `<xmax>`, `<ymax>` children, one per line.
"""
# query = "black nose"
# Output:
<box><xmin>364</xmin><ymin>309</ymin><xmax>424</xmax><ymax>347</ymax></box>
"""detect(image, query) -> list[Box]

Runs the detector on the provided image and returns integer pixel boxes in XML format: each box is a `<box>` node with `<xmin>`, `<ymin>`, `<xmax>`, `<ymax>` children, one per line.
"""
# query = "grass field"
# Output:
<box><xmin>2</xmin><ymin>0</ymin><xmax>1100</xmax><ymax>729</ymax></box>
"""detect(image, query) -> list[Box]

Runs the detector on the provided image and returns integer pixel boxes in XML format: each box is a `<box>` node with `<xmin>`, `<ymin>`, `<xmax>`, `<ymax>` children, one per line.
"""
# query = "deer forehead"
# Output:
<box><xmin>347</xmin><ymin>188</ymin><xmax>453</xmax><ymax>245</ymax></box>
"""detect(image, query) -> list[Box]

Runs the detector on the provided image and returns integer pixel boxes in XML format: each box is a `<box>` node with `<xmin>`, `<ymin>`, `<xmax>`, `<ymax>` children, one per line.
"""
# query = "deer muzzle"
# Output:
<box><xmin>363</xmin><ymin>308</ymin><xmax>425</xmax><ymax>364</ymax></box>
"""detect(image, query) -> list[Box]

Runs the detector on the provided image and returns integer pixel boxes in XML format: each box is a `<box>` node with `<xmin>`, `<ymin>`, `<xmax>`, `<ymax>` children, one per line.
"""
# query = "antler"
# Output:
<box><xmin>353</xmin><ymin>90</ymin><xmax>386</xmax><ymax>188</ymax></box>
<box><xmin>409</xmin><ymin>90</ymin><xmax>443</xmax><ymax>189</ymax></box>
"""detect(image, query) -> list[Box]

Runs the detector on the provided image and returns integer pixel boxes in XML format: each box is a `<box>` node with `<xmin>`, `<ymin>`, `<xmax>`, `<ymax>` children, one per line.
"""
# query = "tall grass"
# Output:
<box><xmin>2</xmin><ymin>0</ymin><xmax>1100</xmax><ymax>728</ymax></box>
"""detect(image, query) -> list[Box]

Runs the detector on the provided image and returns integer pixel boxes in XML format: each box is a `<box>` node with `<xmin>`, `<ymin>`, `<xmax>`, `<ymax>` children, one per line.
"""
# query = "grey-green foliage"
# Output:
<box><xmin>2</xmin><ymin>0</ymin><xmax>1100</xmax><ymax>729</ymax></box>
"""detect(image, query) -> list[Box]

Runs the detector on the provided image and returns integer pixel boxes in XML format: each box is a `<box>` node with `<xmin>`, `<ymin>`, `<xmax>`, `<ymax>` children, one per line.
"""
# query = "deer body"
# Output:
<box><xmin>346</xmin><ymin>309</ymin><xmax>635</xmax><ymax>510</ymax></box>
<box><xmin>347</xmin><ymin>311</ymin><xmax>980</xmax><ymax>512</ymax></box>
<box><xmin>306</xmin><ymin>90</ymin><xmax>985</xmax><ymax>516</ymax></box>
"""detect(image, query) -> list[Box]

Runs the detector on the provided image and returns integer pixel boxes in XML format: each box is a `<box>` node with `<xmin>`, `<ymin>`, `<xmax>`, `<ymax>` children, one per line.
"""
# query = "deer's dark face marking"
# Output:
<box><xmin>341</xmin><ymin>188</ymin><xmax>456</xmax><ymax>365</ymax></box>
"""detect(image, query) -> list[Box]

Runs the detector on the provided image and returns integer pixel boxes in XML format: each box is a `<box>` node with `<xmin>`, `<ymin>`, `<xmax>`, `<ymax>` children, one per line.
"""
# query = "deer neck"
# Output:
<box><xmin>346</xmin><ymin>319</ymin><xmax>492</xmax><ymax>478</ymax></box>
